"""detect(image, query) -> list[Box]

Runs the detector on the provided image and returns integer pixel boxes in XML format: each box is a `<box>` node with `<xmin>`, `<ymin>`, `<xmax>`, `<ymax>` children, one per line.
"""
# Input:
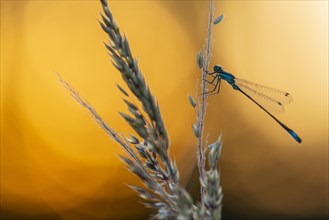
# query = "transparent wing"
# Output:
<box><xmin>234</xmin><ymin>78</ymin><xmax>293</xmax><ymax>114</ymax></box>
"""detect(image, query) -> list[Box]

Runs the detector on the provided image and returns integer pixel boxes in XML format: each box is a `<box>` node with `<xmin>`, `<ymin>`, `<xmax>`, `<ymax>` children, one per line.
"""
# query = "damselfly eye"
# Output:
<box><xmin>213</xmin><ymin>65</ymin><xmax>222</xmax><ymax>72</ymax></box>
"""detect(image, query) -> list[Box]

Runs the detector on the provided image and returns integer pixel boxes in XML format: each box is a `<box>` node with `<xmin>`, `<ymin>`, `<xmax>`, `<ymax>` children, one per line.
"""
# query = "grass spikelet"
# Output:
<box><xmin>59</xmin><ymin>0</ymin><xmax>224</xmax><ymax>219</ymax></box>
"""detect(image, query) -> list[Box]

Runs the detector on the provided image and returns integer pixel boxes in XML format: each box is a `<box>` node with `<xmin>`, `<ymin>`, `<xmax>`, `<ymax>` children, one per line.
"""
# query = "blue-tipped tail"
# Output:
<box><xmin>288</xmin><ymin>130</ymin><xmax>302</xmax><ymax>143</ymax></box>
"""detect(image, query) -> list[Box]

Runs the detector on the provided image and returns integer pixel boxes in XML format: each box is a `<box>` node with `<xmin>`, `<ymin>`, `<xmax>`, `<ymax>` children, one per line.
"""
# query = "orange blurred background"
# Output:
<box><xmin>1</xmin><ymin>1</ymin><xmax>328</xmax><ymax>219</ymax></box>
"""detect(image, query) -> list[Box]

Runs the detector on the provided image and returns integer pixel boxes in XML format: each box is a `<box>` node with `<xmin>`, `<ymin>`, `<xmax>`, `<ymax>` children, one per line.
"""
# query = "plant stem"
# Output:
<box><xmin>197</xmin><ymin>0</ymin><xmax>214</xmax><ymax>208</ymax></box>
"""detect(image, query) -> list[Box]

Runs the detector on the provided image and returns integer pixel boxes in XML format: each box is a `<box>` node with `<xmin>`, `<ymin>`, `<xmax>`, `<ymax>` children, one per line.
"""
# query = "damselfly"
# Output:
<box><xmin>205</xmin><ymin>65</ymin><xmax>302</xmax><ymax>143</ymax></box>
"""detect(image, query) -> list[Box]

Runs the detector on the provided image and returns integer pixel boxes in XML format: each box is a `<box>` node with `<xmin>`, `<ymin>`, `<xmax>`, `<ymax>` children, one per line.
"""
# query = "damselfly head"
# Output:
<box><xmin>213</xmin><ymin>65</ymin><xmax>223</xmax><ymax>73</ymax></box>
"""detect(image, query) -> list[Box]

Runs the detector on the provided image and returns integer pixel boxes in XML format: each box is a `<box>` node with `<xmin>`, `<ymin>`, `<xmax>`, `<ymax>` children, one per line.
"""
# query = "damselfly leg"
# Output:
<box><xmin>204</xmin><ymin>77</ymin><xmax>221</xmax><ymax>95</ymax></box>
<box><xmin>203</xmin><ymin>71</ymin><xmax>221</xmax><ymax>95</ymax></box>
